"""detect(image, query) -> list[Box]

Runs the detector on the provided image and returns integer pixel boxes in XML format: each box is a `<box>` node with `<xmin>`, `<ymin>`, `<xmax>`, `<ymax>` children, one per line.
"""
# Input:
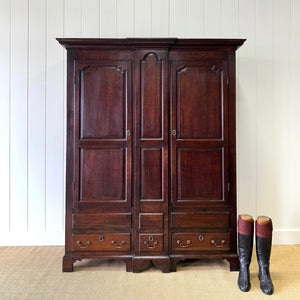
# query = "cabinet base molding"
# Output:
<box><xmin>170</xmin><ymin>254</ymin><xmax>239</xmax><ymax>272</ymax></box>
<box><xmin>62</xmin><ymin>255</ymin><xmax>76</xmax><ymax>272</ymax></box>
<box><xmin>62</xmin><ymin>254</ymin><xmax>239</xmax><ymax>273</ymax></box>
<box><xmin>132</xmin><ymin>256</ymin><xmax>171</xmax><ymax>273</ymax></box>
<box><xmin>62</xmin><ymin>254</ymin><xmax>133</xmax><ymax>273</ymax></box>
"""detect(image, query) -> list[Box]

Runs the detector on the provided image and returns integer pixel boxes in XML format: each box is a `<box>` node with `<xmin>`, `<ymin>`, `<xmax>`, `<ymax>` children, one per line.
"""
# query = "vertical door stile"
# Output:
<box><xmin>132</xmin><ymin>51</ymin><xmax>140</xmax><ymax>255</ymax></box>
<box><xmin>135</xmin><ymin>49</ymin><xmax>169</xmax><ymax>255</ymax></box>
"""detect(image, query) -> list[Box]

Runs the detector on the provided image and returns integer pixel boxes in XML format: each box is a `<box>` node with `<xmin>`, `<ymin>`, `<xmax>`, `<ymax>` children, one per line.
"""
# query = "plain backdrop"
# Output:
<box><xmin>0</xmin><ymin>0</ymin><xmax>299</xmax><ymax>246</ymax></box>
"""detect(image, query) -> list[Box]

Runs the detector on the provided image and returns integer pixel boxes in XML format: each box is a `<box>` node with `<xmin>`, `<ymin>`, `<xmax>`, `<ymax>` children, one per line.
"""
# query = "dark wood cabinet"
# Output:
<box><xmin>57</xmin><ymin>38</ymin><xmax>245</xmax><ymax>273</ymax></box>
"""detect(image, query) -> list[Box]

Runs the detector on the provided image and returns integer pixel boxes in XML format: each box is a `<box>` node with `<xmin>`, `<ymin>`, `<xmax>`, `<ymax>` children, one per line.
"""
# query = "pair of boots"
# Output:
<box><xmin>238</xmin><ymin>214</ymin><xmax>274</xmax><ymax>295</ymax></box>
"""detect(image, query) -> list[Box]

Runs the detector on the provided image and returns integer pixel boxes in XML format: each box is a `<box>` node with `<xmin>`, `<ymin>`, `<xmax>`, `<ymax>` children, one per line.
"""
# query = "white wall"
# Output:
<box><xmin>0</xmin><ymin>0</ymin><xmax>299</xmax><ymax>246</ymax></box>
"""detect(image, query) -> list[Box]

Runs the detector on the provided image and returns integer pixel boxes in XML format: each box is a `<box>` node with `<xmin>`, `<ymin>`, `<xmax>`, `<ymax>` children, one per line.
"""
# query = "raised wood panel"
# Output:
<box><xmin>171</xmin><ymin>213</ymin><xmax>229</xmax><ymax>228</ymax></box>
<box><xmin>177</xmin><ymin>148</ymin><xmax>223</xmax><ymax>201</ymax></box>
<box><xmin>73</xmin><ymin>213</ymin><xmax>131</xmax><ymax>229</ymax></box>
<box><xmin>141</xmin><ymin>53</ymin><xmax>162</xmax><ymax>139</ymax></box>
<box><xmin>80</xmin><ymin>149</ymin><xmax>126</xmax><ymax>202</ymax></box>
<box><xmin>177</xmin><ymin>66</ymin><xmax>222</xmax><ymax>139</ymax></box>
<box><xmin>81</xmin><ymin>65</ymin><xmax>126</xmax><ymax>139</ymax></box>
<box><xmin>141</xmin><ymin>148</ymin><xmax>162</xmax><ymax>200</ymax></box>
<box><xmin>139</xmin><ymin>213</ymin><xmax>164</xmax><ymax>230</ymax></box>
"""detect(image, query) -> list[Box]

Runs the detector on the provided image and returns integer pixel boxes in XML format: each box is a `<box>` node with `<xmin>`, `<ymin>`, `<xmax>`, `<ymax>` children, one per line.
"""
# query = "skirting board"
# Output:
<box><xmin>0</xmin><ymin>230</ymin><xmax>299</xmax><ymax>246</ymax></box>
<box><xmin>272</xmin><ymin>229</ymin><xmax>300</xmax><ymax>245</ymax></box>
<box><xmin>0</xmin><ymin>231</ymin><xmax>64</xmax><ymax>246</ymax></box>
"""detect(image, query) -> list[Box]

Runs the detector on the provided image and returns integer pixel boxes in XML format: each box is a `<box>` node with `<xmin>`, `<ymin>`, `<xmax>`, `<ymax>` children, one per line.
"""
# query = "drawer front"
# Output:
<box><xmin>139</xmin><ymin>234</ymin><xmax>164</xmax><ymax>252</ymax></box>
<box><xmin>72</xmin><ymin>213</ymin><xmax>131</xmax><ymax>229</ymax></box>
<box><xmin>72</xmin><ymin>233</ymin><xmax>131</xmax><ymax>252</ymax></box>
<box><xmin>139</xmin><ymin>213</ymin><xmax>164</xmax><ymax>230</ymax></box>
<box><xmin>171</xmin><ymin>213</ymin><xmax>229</xmax><ymax>228</ymax></box>
<box><xmin>172</xmin><ymin>233</ymin><xmax>230</xmax><ymax>251</ymax></box>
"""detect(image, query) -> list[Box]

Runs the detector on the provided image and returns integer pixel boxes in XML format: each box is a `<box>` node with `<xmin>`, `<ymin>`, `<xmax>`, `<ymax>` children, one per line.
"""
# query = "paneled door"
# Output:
<box><xmin>73</xmin><ymin>61</ymin><xmax>132</xmax><ymax>209</ymax></box>
<box><xmin>170</xmin><ymin>59</ymin><xmax>229</xmax><ymax>207</ymax></box>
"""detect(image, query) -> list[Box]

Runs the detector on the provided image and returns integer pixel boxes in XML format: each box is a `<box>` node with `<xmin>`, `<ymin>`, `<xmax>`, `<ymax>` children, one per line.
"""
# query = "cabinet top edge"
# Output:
<box><xmin>56</xmin><ymin>38</ymin><xmax>246</xmax><ymax>50</ymax></box>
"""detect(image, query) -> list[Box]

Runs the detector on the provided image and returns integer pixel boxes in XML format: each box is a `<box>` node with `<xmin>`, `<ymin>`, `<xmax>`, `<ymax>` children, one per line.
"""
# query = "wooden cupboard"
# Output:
<box><xmin>57</xmin><ymin>38</ymin><xmax>245</xmax><ymax>272</ymax></box>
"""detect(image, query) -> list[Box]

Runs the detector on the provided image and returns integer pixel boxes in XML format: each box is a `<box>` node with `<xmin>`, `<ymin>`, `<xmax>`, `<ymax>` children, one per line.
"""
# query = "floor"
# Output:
<box><xmin>0</xmin><ymin>245</ymin><xmax>299</xmax><ymax>299</ymax></box>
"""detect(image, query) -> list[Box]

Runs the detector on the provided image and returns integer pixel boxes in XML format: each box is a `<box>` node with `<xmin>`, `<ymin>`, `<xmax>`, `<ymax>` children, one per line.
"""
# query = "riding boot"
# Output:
<box><xmin>256</xmin><ymin>216</ymin><xmax>274</xmax><ymax>295</ymax></box>
<box><xmin>237</xmin><ymin>215</ymin><xmax>254</xmax><ymax>292</ymax></box>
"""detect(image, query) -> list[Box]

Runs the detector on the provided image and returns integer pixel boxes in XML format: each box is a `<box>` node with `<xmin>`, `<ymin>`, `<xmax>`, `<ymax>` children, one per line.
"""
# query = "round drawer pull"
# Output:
<box><xmin>211</xmin><ymin>239</ymin><xmax>226</xmax><ymax>248</ymax></box>
<box><xmin>176</xmin><ymin>239</ymin><xmax>191</xmax><ymax>248</ymax></box>
<box><xmin>77</xmin><ymin>240</ymin><xmax>91</xmax><ymax>248</ymax></box>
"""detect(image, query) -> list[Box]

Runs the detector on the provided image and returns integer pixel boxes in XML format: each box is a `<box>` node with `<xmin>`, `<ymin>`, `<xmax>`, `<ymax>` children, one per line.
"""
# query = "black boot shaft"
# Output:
<box><xmin>256</xmin><ymin>236</ymin><xmax>272</xmax><ymax>266</ymax></box>
<box><xmin>238</xmin><ymin>233</ymin><xmax>253</xmax><ymax>265</ymax></box>
<box><xmin>256</xmin><ymin>235</ymin><xmax>274</xmax><ymax>295</ymax></box>
<box><xmin>238</xmin><ymin>233</ymin><xmax>253</xmax><ymax>292</ymax></box>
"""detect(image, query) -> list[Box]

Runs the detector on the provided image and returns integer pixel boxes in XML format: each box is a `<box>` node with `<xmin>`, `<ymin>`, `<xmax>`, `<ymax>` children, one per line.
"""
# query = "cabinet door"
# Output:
<box><xmin>170</xmin><ymin>59</ymin><xmax>229</xmax><ymax>206</ymax></box>
<box><xmin>73</xmin><ymin>61</ymin><xmax>132</xmax><ymax>209</ymax></box>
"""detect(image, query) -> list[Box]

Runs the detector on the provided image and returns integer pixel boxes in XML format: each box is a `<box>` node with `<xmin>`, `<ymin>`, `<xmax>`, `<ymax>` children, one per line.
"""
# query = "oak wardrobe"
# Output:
<box><xmin>57</xmin><ymin>38</ymin><xmax>245</xmax><ymax>272</ymax></box>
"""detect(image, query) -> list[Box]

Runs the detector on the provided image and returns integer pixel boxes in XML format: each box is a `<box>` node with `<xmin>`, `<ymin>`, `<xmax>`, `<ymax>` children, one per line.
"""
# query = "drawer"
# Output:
<box><xmin>72</xmin><ymin>233</ymin><xmax>131</xmax><ymax>252</ymax></box>
<box><xmin>171</xmin><ymin>213</ymin><xmax>229</xmax><ymax>228</ymax></box>
<box><xmin>139</xmin><ymin>234</ymin><xmax>164</xmax><ymax>252</ymax></box>
<box><xmin>72</xmin><ymin>213</ymin><xmax>131</xmax><ymax>229</ymax></box>
<box><xmin>139</xmin><ymin>213</ymin><xmax>164</xmax><ymax>230</ymax></box>
<box><xmin>172</xmin><ymin>233</ymin><xmax>230</xmax><ymax>251</ymax></box>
